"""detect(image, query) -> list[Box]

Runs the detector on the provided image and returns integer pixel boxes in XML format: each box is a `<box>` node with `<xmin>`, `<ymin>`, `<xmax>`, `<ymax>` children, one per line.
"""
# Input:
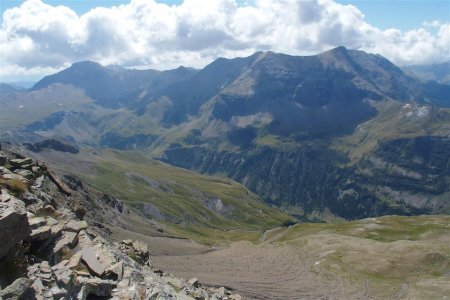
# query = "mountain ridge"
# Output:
<box><xmin>2</xmin><ymin>46</ymin><xmax>450</xmax><ymax>220</ymax></box>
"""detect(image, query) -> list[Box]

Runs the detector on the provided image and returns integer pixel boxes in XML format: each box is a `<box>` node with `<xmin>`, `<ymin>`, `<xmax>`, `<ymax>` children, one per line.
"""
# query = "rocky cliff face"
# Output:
<box><xmin>0</xmin><ymin>149</ymin><xmax>239</xmax><ymax>299</ymax></box>
<box><xmin>163</xmin><ymin>135</ymin><xmax>450</xmax><ymax>219</ymax></box>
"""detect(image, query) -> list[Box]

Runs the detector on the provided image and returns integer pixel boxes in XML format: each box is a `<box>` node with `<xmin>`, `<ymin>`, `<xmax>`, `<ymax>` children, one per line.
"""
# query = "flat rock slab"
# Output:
<box><xmin>65</xmin><ymin>220</ymin><xmax>88</xmax><ymax>233</ymax></box>
<box><xmin>0</xmin><ymin>166</ymin><xmax>12</xmax><ymax>176</ymax></box>
<box><xmin>14</xmin><ymin>169</ymin><xmax>34</xmax><ymax>179</ymax></box>
<box><xmin>81</xmin><ymin>246</ymin><xmax>105</xmax><ymax>277</ymax></box>
<box><xmin>64</xmin><ymin>231</ymin><xmax>79</xmax><ymax>248</ymax></box>
<box><xmin>54</xmin><ymin>231</ymin><xmax>79</xmax><ymax>254</ymax></box>
<box><xmin>9</xmin><ymin>158</ymin><xmax>33</xmax><ymax>168</ymax></box>
<box><xmin>51</xmin><ymin>223</ymin><xmax>64</xmax><ymax>237</ymax></box>
<box><xmin>67</xmin><ymin>252</ymin><xmax>82</xmax><ymax>269</ymax></box>
<box><xmin>30</xmin><ymin>226</ymin><xmax>52</xmax><ymax>241</ymax></box>
<box><xmin>29</xmin><ymin>216</ymin><xmax>47</xmax><ymax>229</ymax></box>
<box><xmin>1</xmin><ymin>173</ymin><xmax>29</xmax><ymax>183</ymax></box>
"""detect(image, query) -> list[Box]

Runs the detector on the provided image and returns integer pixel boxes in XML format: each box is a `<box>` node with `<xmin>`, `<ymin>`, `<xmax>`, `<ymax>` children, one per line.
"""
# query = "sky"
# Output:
<box><xmin>0</xmin><ymin>0</ymin><xmax>449</xmax><ymax>81</ymax></box>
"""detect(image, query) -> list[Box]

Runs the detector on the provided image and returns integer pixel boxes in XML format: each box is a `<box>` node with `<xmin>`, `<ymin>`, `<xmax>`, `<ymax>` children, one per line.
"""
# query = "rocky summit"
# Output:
<box><xmin>0</xmin><ymin>148</ymin><xmax>240</xmax><ymax>300</ymax></box>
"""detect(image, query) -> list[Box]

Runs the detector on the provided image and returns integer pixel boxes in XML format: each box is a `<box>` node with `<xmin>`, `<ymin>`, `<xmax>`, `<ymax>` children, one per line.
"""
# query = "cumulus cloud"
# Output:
<box><xmin>1</xmin><ymin>0</ymin><xmax>449</xmax><ymax>80</ymax></box>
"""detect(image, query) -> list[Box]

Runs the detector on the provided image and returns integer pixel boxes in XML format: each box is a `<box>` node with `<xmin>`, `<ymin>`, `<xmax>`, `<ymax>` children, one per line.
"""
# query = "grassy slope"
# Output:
<box><xmin>264</xmin><ymin>215</ymin><xmax>450</xmax><ymax>299</ymax></box>
<box><xmin>334</xmin><ymin>99</ymin><xmax>450</xmax><ymax>160</ymax></box>
<box><xmin>37</xmin><ymin>148</ymin><xmax>291</xmax><ymax>241</ymax></box>
<box><xmin>0</xmin><ymin>85</ymin><xmax>93</xmax><ymax>131</ymax></box>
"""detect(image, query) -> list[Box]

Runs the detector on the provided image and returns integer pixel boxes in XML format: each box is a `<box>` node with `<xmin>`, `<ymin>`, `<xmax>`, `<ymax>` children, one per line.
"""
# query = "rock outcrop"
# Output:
<box><xmin>0</xmin><ymin>149</ymin><xmax>239</xmax><ymax>299</ymax></box>
<box><xmin>0</xmin><ymin>191</ymin><xmax>31</xmax><ymax>260</ymax></box>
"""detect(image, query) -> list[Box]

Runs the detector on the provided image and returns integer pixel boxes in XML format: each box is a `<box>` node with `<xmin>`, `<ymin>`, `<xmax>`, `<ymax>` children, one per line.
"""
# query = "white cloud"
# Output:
<box><xmin>1</xmin><ymin>0</ymin><xmax>449</xmax><ymax>80</ymax></box>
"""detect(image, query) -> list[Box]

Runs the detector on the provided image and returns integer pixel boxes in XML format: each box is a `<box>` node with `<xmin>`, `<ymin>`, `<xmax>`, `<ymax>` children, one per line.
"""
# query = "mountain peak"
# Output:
<box><xmin>69</xmin><ymin>60</ymin><xmax>104</xmax><ymax>71</ymax></box>
<box><xmin>71</xmin><ymin>60</ymin><xmax>102</xmax><ymax>67</ymax></box>
<box><xmin>319</xmin><ymin>46</ymin><xmax>351</xmax><ymax>58</ymax></box>
<box><xmin>327</xmin><ymin>45</ymin><xmax>348</xmax><ymax>53</ymax></box>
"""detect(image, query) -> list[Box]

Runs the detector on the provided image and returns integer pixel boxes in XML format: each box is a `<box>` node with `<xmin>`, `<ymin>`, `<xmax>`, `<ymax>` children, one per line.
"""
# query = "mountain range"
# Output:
<box><xmin>407</xmin><ymin>61</ymin><xmax>450</xmax><ymax>84</ymax></box>
<box><xmin>1</xmin><ymin>46</ymin><xmax>449</xmax><ymax>220</ymax></box>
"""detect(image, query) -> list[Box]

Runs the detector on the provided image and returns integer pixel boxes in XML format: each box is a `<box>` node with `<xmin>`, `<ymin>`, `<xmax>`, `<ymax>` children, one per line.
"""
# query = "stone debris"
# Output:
<box><xmin>0</xmin><ymin>150</ymin><xmax>239</xmax><ymax>300</ymax></box>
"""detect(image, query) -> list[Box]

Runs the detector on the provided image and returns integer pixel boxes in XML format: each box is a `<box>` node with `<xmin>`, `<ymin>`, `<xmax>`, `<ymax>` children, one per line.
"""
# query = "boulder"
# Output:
<box><xmin>39</xmin><ymin>261</ymin><xmax>52</xmax><ymax>273</ymax></box>
<box><xmin>21</xmin><ymin>192</ymin><xmax>40</xmax><ymax>205</ymax></box>
<box><xmin>1</xmin><ymin>173</ymin><xmax>29</xmax><ymax>184</ymax></box>
<box><xmin>57</xmin><ymin>208</ymin><xmax>78</xmax><ymax>222</ymax></box>
<box><xmin>64</xmin><ymin>220</ymin><xmax>88</xmax><ymax>233</ymax></box>
<box><xmin>45</xmin><ymin>216</ymin><xmax>59</xmax><ymax>226</ymax></box>
<box><xmin>52</xmin><ymin>265</ymin><xmax>74</xmax><ymax>287</ymax></box>
<box><xmin>50</xmin><ymin>286</ymin><xmax>67</xmax><ymax>298</ymax></box>
<box><xmin>0</xmin><ymin>166</ymin><xmax>12</xmax><ymax>176</ymax></box>
<box><xmin>32</xmin><ymin>277</ymin><xmax>45</xmax><ymax>294</ymax></box>
<box><xmin>46</xmin><ymin>169</ymin><xmax>71</xmax><ymax>196</ymax></box>
<box><xmin>164</xmin><ymin>275</ymin><xmax>184</xmax><ymax>291</ymax></box>
<box><xmin>132</xmin><ymin>240</ymin><xmax>149</xmax><ymax>256</ymax></box>
<box><xmin>36</xmin><ymin>262</ymin><xmax>54</xmax><ymax>286</ymax></box>
<box><xmin>77</xmin><ymin>278</ymin><xmax>116</xmax><ymax>299</ymax></box>
<box><xmin>53</xmin><ymin>236</ymin><xmax>71</xmax><ymax>254</ymax></box>
<box><xmin>66</xmin><ymin>252</ymin><xmax>82</xmax><ymax>269</ymax></box>
<box><xmin>77</xmin><ymin>230</ymin><xmax>92</xmax><ymax>249</ymax></box>
<box><xmin>30</xmin><ymin>226</ymin><xmax>52</xmax><ymax>241</ymax></box>
<box><xmin>0</xmin><ymin>154</ymin><xmax>6</xmax><ymax>166</ymax></box>
<box><xmin>0</xmin><ymin>277</ymin><xmax>33</xmax><ymax>300</ymax></box>
<box><xmin>64</xmin><ymin>230</ymin><xmax>79</xmax><ymax>247</ymax></box>
<box><xmin>9</xmin><ymin>158</ymin><xmax>33</xmax><ymax>169</ymax></box>
<box><xmin>77</xmin><ymin>285</ymin><xmax>88</xmax><ymax>300</ymax></box>
<box><xmin>28</xmin><ymin>217</ymin><xmax>47</xmax><ymax>229</ymax></box>
<box><xmin>81</xmin><ymin>246</ymin><xmax>105</xmax><ymax>277</ymax></box>
<box><xmin>188</xmin><ymin>277</ymin><xmax>200</xmax><ymax>288</ymax></box>
<box><xmin>32</xmin><ymin>176</ymin><xmax>44</xmax><ymax>189</ymax></box>
<box><xmin>13</xmin><ymin>169</ymin><xmax>34</xmax><ymax>180</ymax></box>
<box><xmin>35</xmin><ymin>205</ymin><xmax>57</xmax><ymax>218</ymax></box>
<box><xmin>0</xmin><ymin>195</ymin><xmax>31</xmax><ymax>259</ymax></box>
<box><xmin>132</xmin><ymin>240</ymin><xmax>150</xmax><ymax>264</ymax></box>
<box><xmin>50</xmin><ymin>223</ymin><xmax>64</xmax><ymax>237</ymax></box>
<box><xmin>106</xmin><ymin>261</ymin><xmax>123</xmax><ymax>281</ymax></box>
<box><xmin>121</xmin><ymin>239</ymin><xmax>133</xmax><ymax>246</ymax></box>
<box><xmin>53</xmin><ymin>230</ymin><xmax>78</xmax><ymax>253</ymax></box>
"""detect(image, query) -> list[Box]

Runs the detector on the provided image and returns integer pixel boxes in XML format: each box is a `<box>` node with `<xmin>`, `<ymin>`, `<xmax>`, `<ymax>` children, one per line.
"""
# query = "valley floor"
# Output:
<box><xmin>122</xmin><ymin>216</ymin><xmax>450</xmax><ymax>300</ymax></box>
<box><xmin>152</xmin><ymin>241</ymin><xmax>352</xmax><ymax>300</ymax></box>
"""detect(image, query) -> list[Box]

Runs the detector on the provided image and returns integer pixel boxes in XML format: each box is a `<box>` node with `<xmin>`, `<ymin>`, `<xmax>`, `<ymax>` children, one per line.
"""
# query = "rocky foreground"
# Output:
<box><xmin>0</xmin><ymin>148</ymin><xmax>240</xmax><ymax>300</ymax></box>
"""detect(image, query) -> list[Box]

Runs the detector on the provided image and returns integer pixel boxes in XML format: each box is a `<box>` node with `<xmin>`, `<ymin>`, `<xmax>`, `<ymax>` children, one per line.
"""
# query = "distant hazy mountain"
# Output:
<box><xmin>3</xmin><ymin>47</ymin><xmax>450</xmax><ymax>220</ymax></box>
<box><xmin>15</xmin><ymin>81</ymin><xmax>36</xmax><ymax>89</ymax></box>
<box><xmin>31</xmin><ymin>61</ymin><xmax>197</xmax><ymax>108</ymax></box>
<box><xmin>0</xmin><ymin>83</ymin><xmax>23</xmax><ymax>94</ymax></box>
<box><xmin>407</xmin><ymin>61</ymin><xmax>450</xmax><ymax>84</ymax></box>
